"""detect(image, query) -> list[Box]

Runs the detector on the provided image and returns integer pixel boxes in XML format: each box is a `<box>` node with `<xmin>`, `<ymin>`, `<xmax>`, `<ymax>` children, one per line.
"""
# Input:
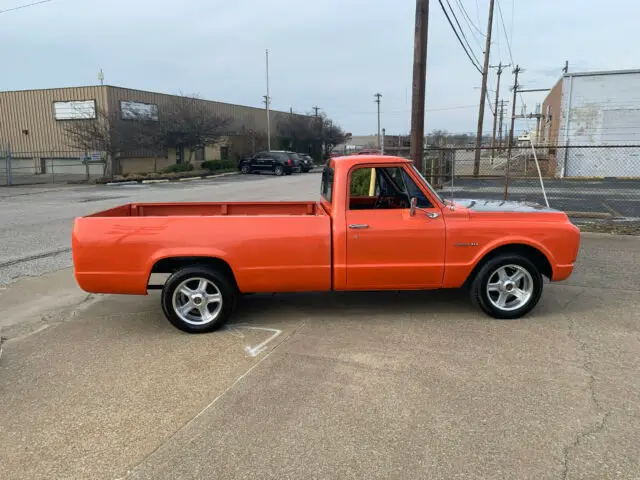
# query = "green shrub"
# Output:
<box><xmin>350</xmin><ymin>168</ymin><xmax>372</xmax><ymax>196</ymax></box>
<box><xmin>201</xmin><ymin>160</ymin><xmax>236</xmax><ymax>172</ymax></box>
<box><xmin>163</xmin><ymin>163</ymin><xmax>194</xmax><ymax>173</ymax></box>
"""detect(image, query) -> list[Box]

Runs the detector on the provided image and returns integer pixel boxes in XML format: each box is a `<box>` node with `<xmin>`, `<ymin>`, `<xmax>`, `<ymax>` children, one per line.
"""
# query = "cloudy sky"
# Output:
<box><xmin>2</xmin><ymin>0</ymin><xmax>639</xmax><ymax>136</ymax></box>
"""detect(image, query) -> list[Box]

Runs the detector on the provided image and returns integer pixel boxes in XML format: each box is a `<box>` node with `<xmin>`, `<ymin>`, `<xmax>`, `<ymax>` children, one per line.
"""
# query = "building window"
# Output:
<box><xmin>195</xmin><ymin>146</ymin><xmax>205</xmax><ymax>162</ymax></box>
<box><xmin>120</xmin><ymin>101</ymin><xmax>158</xmax><ymax>121</ymax></box>
<box><xmin>53</xmin><ymin>100</ymin><xmax>96</xmax><ymax>120</ymax></box>
<box><xmin>220</xmin><ymin>146</ymin><xmax>229</xmax><ymax>161</ymax></box>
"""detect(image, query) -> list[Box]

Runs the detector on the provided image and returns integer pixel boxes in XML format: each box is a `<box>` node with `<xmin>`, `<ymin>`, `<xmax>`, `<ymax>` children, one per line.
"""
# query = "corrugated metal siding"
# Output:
<box><xmin>1</xmin><ymin>85</ymin><xmax>306</xmax><ymax>155</ymax></box>
<box><xmin>106</xmin><ymin>86</ymin><xmax>297</xmax><ymax>134</ymax></box>
<box><xmin>561</xmin><ymin>72</ymin><xmax>640</xmax><ymax>177</ymax></box>
<box><xmin>0</xmin><ymin>86</ymin><xmax>109</xmax><ymax>153</ymax></box>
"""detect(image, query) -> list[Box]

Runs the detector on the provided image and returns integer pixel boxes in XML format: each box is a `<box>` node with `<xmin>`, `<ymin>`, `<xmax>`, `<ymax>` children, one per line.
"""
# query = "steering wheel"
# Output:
<box><xmin>374</xmin><ymin>196</ymin><xmax>387</xmax><ymax>209</ymax></box>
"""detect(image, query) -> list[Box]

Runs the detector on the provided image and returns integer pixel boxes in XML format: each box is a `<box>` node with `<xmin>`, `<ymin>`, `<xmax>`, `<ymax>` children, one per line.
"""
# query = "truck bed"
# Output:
<box><xmin>88</xmin><ymin>201</ymin><xmax>324</xmax><ymax>217</ymax></box>
<box><xmin>73</xmin><ymin>201</ymin><xmax>332</xmax><ymax>296</ymax></box>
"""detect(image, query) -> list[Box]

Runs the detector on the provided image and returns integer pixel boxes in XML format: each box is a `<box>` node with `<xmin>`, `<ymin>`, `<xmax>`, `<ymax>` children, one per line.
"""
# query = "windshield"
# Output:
<box><xmin>410</xmin><ymin>165</ymin><xmax>445</xmax><ymax>205</ymax></box>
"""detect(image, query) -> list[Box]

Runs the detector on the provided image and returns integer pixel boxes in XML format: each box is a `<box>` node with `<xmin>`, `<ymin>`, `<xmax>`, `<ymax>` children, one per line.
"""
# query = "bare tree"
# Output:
<box><xmin>62</xmin><ymin>107</ymin><xmax>147</xmax><ymax>176</ymax></box>
<box><xmin>153</xmin><ymin>96</ymin><xmax>233</xmax><ymax>164</ymax></box>
<box><xmin>277</xmin><ymin>112</ymin><xmax>345</xmax><ymax>160</ymax></box>
<box><xmin>232</xmin><ymin>124</ymin><xmax>269</xmax><ymax>157</ymax></box>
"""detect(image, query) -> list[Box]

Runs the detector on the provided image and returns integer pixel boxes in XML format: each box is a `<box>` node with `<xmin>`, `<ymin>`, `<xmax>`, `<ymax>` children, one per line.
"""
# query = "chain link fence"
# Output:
<box><xmin>0</xmin><ymin>147</ymin><xmax>106</xmax><ymax>186</ymax></box>
<box><xmin>423</xmin><ymin>145</ymin><xmax>640</xmax><ymax>220</ymax></box>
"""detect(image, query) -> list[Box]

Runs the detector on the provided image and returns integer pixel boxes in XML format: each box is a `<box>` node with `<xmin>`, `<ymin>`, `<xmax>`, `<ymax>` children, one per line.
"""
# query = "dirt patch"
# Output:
<box><xmin>573</xmin><ymin>219</ymin><xmax>640</xmax><ymax>236</ymax></box>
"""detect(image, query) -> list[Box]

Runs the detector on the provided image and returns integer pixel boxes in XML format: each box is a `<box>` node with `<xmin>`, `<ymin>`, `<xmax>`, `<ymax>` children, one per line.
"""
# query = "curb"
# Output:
<box><xmin>566</xmin><ymin>211</ymin><xmax>612</xmax><ymax>219</ymax></box>
<box><xmin>141</xmin><ymin>179</ymin><xmax>169</xmax><ymax>184</ymax></box>
<box><xmin>101</xmin><ymin>171</ymin><xmax>238</xmax><ymax>186</ymax></box>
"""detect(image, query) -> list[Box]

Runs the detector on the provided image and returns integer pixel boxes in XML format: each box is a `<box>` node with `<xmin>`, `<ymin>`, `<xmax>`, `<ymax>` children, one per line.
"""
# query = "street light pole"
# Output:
<box><xmin>264</xmin><ymin>49</ymin><xmax>271</xmax><ymax>151</ymax></box>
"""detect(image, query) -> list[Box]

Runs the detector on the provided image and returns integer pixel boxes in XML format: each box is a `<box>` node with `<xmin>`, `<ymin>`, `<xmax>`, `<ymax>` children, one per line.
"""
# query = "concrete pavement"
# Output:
<box><xmin>1</xmin><ymin>233</ymin><xmax>639</xmax><ymax>480</ymax></box>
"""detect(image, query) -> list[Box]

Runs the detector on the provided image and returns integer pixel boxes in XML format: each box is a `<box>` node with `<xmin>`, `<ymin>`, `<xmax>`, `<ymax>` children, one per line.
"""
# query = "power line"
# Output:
<box><xmin>496</xmin><ymin>0</ymin><xmax>514</xmax><ymax>65</ymax></box>
<box><xmin>444</xmin><ymin>0</ymin><xmax>482</xmax><ymax>68</ymax></box>
<box><xmin>437</xmin><ymin>0</ymin><xmax>482</xmax><ymax>74</ymax></box>
<box><xmin>454</xmin><ymin>0</ymin><xmax>485</xmax><ymax>39</ymax></box>
<box><xmin>0</xmin><ymin>0</ymin><xmax>54</xmax><ymax>14</ymax></box>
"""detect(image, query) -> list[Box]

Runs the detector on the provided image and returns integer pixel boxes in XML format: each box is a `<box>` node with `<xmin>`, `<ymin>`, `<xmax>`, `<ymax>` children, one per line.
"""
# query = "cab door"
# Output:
<box><xmin>344</xmin><ymin>165</ymin><xmax>446</xmax><ymax>289</ymax></box>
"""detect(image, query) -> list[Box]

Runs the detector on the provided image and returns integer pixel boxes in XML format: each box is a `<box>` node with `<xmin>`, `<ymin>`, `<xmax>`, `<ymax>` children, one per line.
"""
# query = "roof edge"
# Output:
<box><xmin>563</xmin><ymin>68</ymin><xmax>640</xmax><ymax>78</ymax></box>
<box><xmin>0</xmin><ymin>84</ymin><xmax>310</xmax><ymax>117</ymax></box>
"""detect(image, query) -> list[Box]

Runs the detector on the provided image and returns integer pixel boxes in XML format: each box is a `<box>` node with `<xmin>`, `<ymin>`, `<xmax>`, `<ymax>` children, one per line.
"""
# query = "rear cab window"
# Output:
<box><xmin>321</xmin><ymin>165</ymin><xmax>334</xmax><ymax>204</ymax></box>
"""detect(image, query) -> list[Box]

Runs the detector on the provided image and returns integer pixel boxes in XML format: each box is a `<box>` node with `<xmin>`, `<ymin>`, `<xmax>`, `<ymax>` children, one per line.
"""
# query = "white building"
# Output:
<box><xmin>541</xmin><ymin>69</ymin><xmax>640</xmax><ymax>177</ymax></box>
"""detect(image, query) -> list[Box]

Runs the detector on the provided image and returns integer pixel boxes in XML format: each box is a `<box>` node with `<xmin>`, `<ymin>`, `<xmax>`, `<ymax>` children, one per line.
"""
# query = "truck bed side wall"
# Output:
<box><xmin>73</xmin><ymin>214</ymin><xmax>332</xmax><ymax>295</ymax></box>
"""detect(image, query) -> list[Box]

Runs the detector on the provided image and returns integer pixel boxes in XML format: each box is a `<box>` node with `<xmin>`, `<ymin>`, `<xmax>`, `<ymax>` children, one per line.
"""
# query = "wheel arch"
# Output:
<box><xmin>464</xmin><ymin>243</ymin><xmax>553</xmax><ymax>288</ymax></box>
<box><xmin>149</xmin><ymin>256</ymin><xmax>239</xmax><ymax>291</ymax></box>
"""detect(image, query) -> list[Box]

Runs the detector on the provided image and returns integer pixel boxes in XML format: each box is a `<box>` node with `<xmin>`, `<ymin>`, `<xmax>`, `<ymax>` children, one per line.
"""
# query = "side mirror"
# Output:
<box><xmin>409</xmin><ymin>197</ymin><xmax>418</xmax><ymax>217</ymax></box>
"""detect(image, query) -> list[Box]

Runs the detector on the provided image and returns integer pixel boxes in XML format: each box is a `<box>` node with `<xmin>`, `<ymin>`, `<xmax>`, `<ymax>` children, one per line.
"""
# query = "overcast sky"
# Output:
<box><xmin>2</xmin><ymin>0</ymin><xmax>639</xmax><ymax>136</ymax></box>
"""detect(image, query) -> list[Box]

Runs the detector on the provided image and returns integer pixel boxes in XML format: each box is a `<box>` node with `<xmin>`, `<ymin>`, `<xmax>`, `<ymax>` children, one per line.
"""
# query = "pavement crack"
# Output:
<box><xmin>561</xmin><ymin>306</ymin><xmax>611</xmax><ymax>480</ymax></box>
<box><xmin>0</xmin><ymin>247</ymin><xmax>72</xmax><ymax>269</ymax></box>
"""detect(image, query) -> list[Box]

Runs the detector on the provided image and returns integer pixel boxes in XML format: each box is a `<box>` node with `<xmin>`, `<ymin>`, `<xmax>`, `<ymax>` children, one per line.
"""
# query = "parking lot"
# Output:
<box><xmin>1</xmin><ymin>172</ymin><xmax>639</xmax><ymax>479</ymax></box>
<box><xmin>447</xmin><ymin>177</ymin><xmax>640</xmax><ymax>219</ymax></box>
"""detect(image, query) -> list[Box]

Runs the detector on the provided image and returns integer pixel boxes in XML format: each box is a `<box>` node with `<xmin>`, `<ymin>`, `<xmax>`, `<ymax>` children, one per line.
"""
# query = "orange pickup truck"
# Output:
<box><xmin>72</xmin><ymin>155</ymin><xmax>580</xmax><ymax>333</ymax></box>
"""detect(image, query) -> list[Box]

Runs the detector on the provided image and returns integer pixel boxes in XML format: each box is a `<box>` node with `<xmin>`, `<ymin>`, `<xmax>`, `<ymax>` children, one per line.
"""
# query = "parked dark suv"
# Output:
<box><xmin>296</xmin><ymin>153</ymin><xmax>314</xmax><ymax>172</ymax></box>
<box><xmin>238</xmin><ymin>151</ymin><xmax>298</xmax><ymax>176</ymax></box>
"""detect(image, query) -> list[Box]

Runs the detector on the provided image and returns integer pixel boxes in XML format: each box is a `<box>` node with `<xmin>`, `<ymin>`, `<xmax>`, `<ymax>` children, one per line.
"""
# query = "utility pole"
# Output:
<box><xmin>264</xmin><ymin>49</ymin><xmax>271</xmax><ymax>151</ymax></box>
<box><xmin>374</xmin><ymin>93</ymin><xmax>382</xmax><ymax>150</ymax></box>
<box><xmin>312</xmin><ymin>106</ymin><xmax>320</xmax><ymax>117</ymax></box>
<box><xmin>563</xmin><ymin>60</ymin><xmax>568</xmax><ymax>74</ymax></box>
<box><xmin>498</xmin><ymin>99</ymin><xmax>505</xmax><ymax>147</ymax></box>
<box><xmin>504</xmin><ymin>65</ymin><xmax>520</xmax><ymax>200</ymax></box>
<box><xmin>472</xmin><ymin>0</ymin><xmax>496</xmax><ymax>176</ymax></box>
<box><xmin>409</xmin><ymin>0</ymin><xmax>429</xmax><ymax>173</ymax></box>
<box><xmin>490</xmin><ymin>62</ymin><xmax>503</xmax><ymax>163</ymax></box>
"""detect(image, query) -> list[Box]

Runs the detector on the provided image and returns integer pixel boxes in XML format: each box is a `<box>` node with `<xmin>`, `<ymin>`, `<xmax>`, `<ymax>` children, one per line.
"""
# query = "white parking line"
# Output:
<box><xmin>226</xmin><ymin>324</ymin><xmax>283</xmax><ymax>357</ymax></box>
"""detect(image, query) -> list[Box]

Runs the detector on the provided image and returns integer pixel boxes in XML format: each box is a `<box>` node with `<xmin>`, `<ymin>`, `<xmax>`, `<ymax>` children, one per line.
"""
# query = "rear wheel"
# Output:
<box><xmin>274</xmin><ymin>165</ymin><xmax>284</xmax><ymax>176</ymax></box>
<box><xmin>469</xmin><ymin>254</ymin><xmax>543</xmax><ymax>319</ymax></box>
<box><xmin>161</xmin><ymin>265</ymin><xmax>237</xmax><ymax>333</ymax></box>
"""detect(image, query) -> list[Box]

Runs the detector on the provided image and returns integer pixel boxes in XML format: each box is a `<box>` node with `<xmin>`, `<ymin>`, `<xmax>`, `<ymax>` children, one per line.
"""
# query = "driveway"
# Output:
<box><xmin>1</xmin><ymin>233</ymin><xmax>638</xmax><ymax>480</ymax></box>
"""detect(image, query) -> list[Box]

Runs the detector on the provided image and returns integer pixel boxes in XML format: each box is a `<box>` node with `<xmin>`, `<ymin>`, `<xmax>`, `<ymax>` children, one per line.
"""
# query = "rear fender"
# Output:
<box><xmin>146</xmin><ymin>247</ymin><xmax>233</xmax><ymax>279</ymax></box>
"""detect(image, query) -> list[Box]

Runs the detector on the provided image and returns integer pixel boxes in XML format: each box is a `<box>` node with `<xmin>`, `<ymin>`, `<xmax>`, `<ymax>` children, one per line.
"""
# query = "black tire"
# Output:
<box><xmin>240</xmin><ymin>164</ymin><xmax>250</xmax><ymax>174</ymax></box>
<box><xmin>161</xmin><ymin>265</ymin><xmax>237</xmax><ymax>333</ymax></box>
<box><xmin>469</xmin><ymin>254</ymin><xmax>543</xmax><ymax>320</ymax></box>
<box><xmin>274</xmin><ymin>165</ymin><xmax>284</xmax><ymax>176</ymax></box>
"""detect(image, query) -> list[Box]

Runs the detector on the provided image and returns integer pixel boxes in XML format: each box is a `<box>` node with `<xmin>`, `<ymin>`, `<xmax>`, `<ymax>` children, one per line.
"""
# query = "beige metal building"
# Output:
<box><xmin>0</xmin><ymin>85</ymin><xmax>302</xmax><ymax>175</ymax></box>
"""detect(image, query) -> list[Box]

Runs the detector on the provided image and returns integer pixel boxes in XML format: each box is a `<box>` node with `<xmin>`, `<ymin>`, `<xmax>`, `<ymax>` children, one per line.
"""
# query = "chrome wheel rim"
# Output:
<box><xmin>172</xmin><ymin>277</ymin><xmax>223</xmax><ymax>325</ymax></box>
<box><xmin>241</xmin><ymin>165</ymin><xmax>249</xmax><ymax>173</ymax></box>
<box><xmin>486</xmin><ymin>264</ymin><xmax>534</xmax><ymax>312</ymax></box>
<box><xmin>275</xmin><ymin>166</ymin><xmax>283</xmax><ymax>175</ymax></box>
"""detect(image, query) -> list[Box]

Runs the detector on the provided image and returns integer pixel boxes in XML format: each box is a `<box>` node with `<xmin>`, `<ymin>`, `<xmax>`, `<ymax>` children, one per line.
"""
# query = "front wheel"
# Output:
<box><xmin>470</xmin><ymin>254</ymin><xmax>543</xmax><ymax>319</ymax></box>
<box><xmin>161</xmin><ymin>265</ymin><xmax>237</xmax><ymax>333</ymax></box>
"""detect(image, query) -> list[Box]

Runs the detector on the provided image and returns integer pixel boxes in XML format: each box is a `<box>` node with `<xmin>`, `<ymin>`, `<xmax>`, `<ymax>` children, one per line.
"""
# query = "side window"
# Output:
<box><xmin>321</xmin><ymin>166</ymin><xmax>334</xmax><ymax>203</ymax></box>
<box><xmin>401</xmin><ymin>169</ymin><xmax>433</xmax><ymax>208</ymax></box>
<box><xmin>348</xmin><ymin>166</ymin><xmax>415</xmax><ymax>210</ymax></box>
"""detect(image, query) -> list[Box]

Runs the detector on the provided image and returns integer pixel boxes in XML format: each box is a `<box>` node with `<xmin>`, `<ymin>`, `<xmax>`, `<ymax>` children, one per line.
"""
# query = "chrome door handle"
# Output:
<box><xmin>348</xmin><ymin>224</ymin><xmax>369</xmax><ymax>229</ymax></box>
<box><xmin>426</xmin><ymin>212</ymin><xmax>439</xmax><ymax>219</ymax></box>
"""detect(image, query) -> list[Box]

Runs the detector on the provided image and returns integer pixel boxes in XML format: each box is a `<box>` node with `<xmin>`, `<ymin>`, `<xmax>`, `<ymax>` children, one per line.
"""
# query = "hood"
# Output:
<box><xmin>447</xmin><ymin>198</ymin><xmax>560</xmax><ymax>213</ymax></box>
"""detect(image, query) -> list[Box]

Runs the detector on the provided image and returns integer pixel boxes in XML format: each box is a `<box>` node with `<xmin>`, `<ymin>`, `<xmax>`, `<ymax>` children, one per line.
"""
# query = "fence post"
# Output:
<box><xmin>503</xmin><ymin>142</ymin><xmax>511</xmax><ymax>200</ymax></box>
<box><xmin>85</xmin><ymin>151</ymin><xmax>90</xmax><ymax>181</ymax></box>
<box><xmin>7</xmin><ymin>142</ymin><xmax>12</xmax><ymax>186</ymax></box>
